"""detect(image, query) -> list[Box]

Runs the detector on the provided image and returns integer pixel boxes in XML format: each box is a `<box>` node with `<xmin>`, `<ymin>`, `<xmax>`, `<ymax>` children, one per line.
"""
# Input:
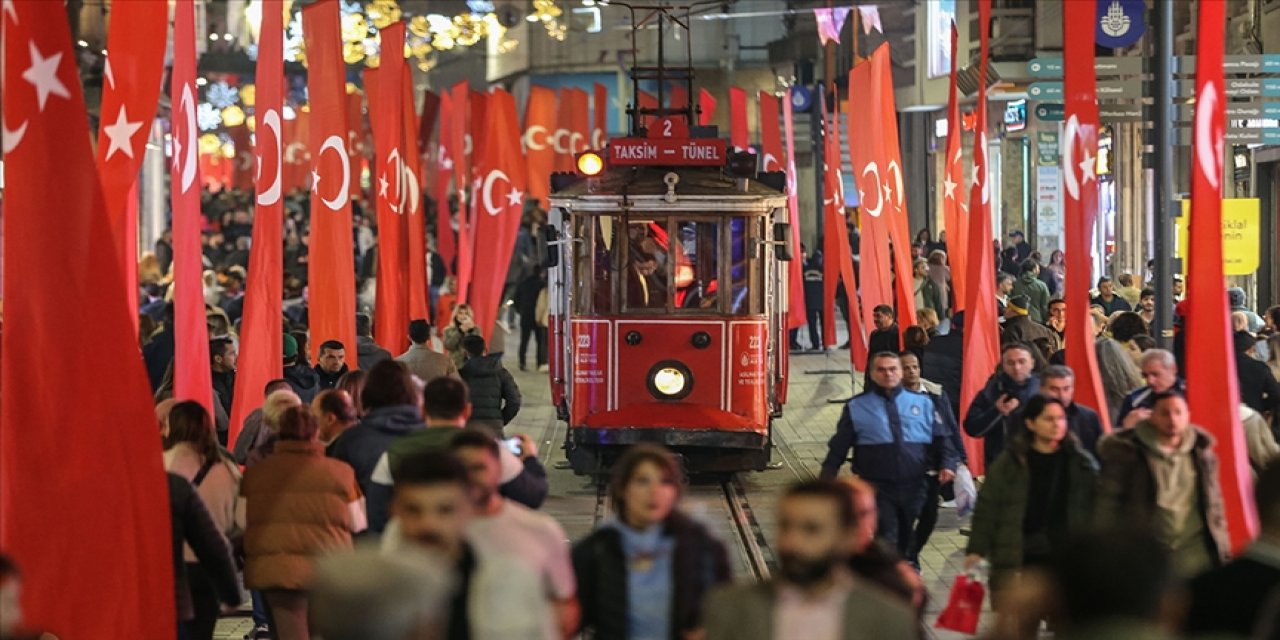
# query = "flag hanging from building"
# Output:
<box><xmin>304</xmin><ymin>0</ymin><xmax>358</xmax><ymax>362</ymax></box>
<box><xmin>872</xmin><ymin>45</ymin><xmax>919</xmax><ymax>329</ymax></box>
<box><xmin>593</xmin><ymin>81</ymin><xmax>609</xmax><ymax>148</ymax></box>
<box><xmin>822</xmin><ymin>107</ymin><xmax>868</xmax><ymax>370</ymax></box>
<box><xmin>959</xmin><ymin>0</ymin><xmax>997</xmax><ymax>475</ymax></box>
<box><xmin>942</xmin><ymin>23</ymin><xmax>968</xmax><ymax>311</ymax></box>
<box><xmin>1186</xmin><ymin>0</ymin><xmax>1258</xmax><ymax>551</ymax></box>
<box><xmin>524</xmin><ymin>85</ymin><xmax>557</xmax><ymax>209</ymax></box>
<box><xmin>228</xmin><ymin>0</ymin><xmax>286</xmax><ymax>448</ymax></box>
<box><xmin>435</xmin><ymin>90</ymin><xmax>456</xmax><ymax>276</ymax></box>
<box><xmin>402</xmin><ymin>64</ymin><xmax>430</xmax><ymax>325</ymax></box>
<box><xmin>782</xmin><ymin>89</ymin><xmax>807</xmax><ymax>335</ymax></box>
<box><xmin>846</xmin><ymin>59</ymin><xmax>894</xmax><ymax>334</ymax></box>
<box><xmin>1061</xmin><ymin>3</ymin><xmax>1112</xmax><ymax>434</ymax></box>
<box><xmin>698</xmin><ymin>88</ymin><xmax>717</xmax><ymax>126</ymax></box>
<box><xmin>814</xmin><ymin>7</ymin><xmax>852</xmax><ymax>45</ymax></box>
<box><xmin>729</xmin><ymin>86</ymin><xmax>749</xmax><ymax>151</ymax></box>
<box><xmin>2</xmin><ymin>3</ymin><xmax>175</xmax><ymax>636</ymax></box>
<box><xmin>370</xmin><ymin>24</ymin><xmax>409</xmax><ymax>355</ymax></box>
<box><xmin>758</xmin><ymin>91</ymin><xmax>784</xmax><ymax>173</ymax></box>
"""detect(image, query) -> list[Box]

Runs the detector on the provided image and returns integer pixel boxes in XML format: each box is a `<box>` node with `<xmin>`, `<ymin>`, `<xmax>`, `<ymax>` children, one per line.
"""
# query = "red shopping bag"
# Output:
<box><xmin>935</xmin><ymin>574</ymin><xmax>985</xmax><ymax>634</ymax></box>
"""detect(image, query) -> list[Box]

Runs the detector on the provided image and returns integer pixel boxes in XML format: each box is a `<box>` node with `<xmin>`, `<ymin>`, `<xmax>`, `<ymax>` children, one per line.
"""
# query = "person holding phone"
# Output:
<box><xmin>964</xmin><ymin>343</ymin><xmax>1042</xmax><ymax>468</ymax></box>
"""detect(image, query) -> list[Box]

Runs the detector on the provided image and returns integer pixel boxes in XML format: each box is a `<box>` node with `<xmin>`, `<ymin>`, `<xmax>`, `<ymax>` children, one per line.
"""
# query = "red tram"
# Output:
<box><xmin>544</xmin><ymin>125</ymin><xmax>793</xmax><ymax>474</ymax></box>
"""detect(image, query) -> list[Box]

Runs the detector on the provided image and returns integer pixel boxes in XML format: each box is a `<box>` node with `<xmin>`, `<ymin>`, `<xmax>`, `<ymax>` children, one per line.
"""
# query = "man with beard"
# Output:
<box><xmin>209</xmin><ymin>337</ymin><xmax>238</xmax><ymax>444</ymax></box>
<box><xmin>964</xmin><ymin>343</ymin><xmax>1042</xmax><ymax>468</ymax></box>
<box><xmin>1138</xmin><ymin>288</ymin><xmax>1156</xmax><ymax>326</ymax></box>
<box><xmin>703</xmin><ymin>481</ymin><xmax>916</xmax><ymax>640</ymax></box>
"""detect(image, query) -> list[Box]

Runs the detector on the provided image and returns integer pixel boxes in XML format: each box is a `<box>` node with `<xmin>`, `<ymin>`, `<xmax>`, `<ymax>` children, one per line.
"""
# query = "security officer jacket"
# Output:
<box><xmin>820</xmin><ymin>383</ymin><xmax>960</xmax><ymax>485</ymax></box>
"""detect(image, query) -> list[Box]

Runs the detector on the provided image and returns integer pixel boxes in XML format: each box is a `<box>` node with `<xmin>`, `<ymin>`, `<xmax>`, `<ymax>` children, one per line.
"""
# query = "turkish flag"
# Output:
<box><xmin>450</xmin><ymin>83</ymin><xmax>473</xmax><ymax>300</ymax></box>
<box><xmin>229</xmin><ymin>0</ymin><xmax>285</xmax><ymax>448</ymax></box>
<box><xmin>468</xmin><ymin>89</ymin><xmax>528</xmax><ymax>343</ymax></box>
<box><xmin>872</xmin><ymin>46</ymin><xmax>919</xmax><ymax>329</ymax></box>
<box><xmin>1061</xmin><ymin>6</ymin><xmax>1111</xmax><ymax>435</ymax></box>
<box><xmin>95</xmin><ymin>1</ymin><xmax>166</xmax><ymax>328</ymax></box>
<box><xmin>402</xmin><ymin>64</ymin><xmax>430</xmax><ymax>326</ymax></box>
<box><xmin>846</xmin><ymin>60</ymin><xmax>894</xmax><ymax>333</ymax></box>
<box><xmin>525</xmin><ymin>85</ymin><xmax>558</xmax><ymax>209</ymax></box>
<box><xmin>698</xmin><ymin>88</ymin><xmax>717</xmax><ymax>126</ymax></box>
<box><xmin>553</xmin><ymin>88</ymin><xmax>586</xmax><ymax>173</ymax></box>
<box><xmin>593</xmin><ymin>81</ymin><xmax>609</xmax><ymax>148</ymax></box>
<box><xmin>434</xmin><ymin>90</ymin><xmax>456</xmax><ymax>276</ymax></box>
<box><xmin>3</xmin><ymin>3</ymin><xmax>175</xmax><ymax>637</ymax></box>
<box><xmin>958</xmin><ymin>0</ymin><xmax>998</xmax><ymax>474</ymax></box>
<box><xmin>304</xmin><ymin>0</ymin><xmax>358</xmax><ymax>362</ymax></box>
<box><xmin>230</xmin><ymin>125</ymin><xmax>255</xmax><ymax>192</ymax></box>
<box><xmin>567</xmin><ymin>88</ymin><xmax>590</xmax><ymax>158</ymax></box>
<box><xmin>759</xmin><ymin>91</ymin><xmax>785</xmax><ymax>174</ymax></box>
<box><xmin>782</xmin><ymin>89</ymin><xmax>807</xmax><ymax>334</ymax></box>
<box><xmin>419</xmin><ymin>89</ymin><xmax>441</xmax><ymax>160</ymax></box>
<box><xmin>822</xmin><ymin>110</ymin><xmax>868</xmax><ymax>370</ymax></box>
<box><xmin>669</xmin><ymin>83</ymin><xmax>689</xmax><ymax>112</ymax></box>
<box><xmin>171</xmin><ymin>0</ymin><xmax>213</xmax><ymax>413</ymax></box>
<box><xmin>1187</xmin><ymin>0</ymin><xmax>1258</xmax><ymax>550</ymax></box>
<box><xmin>369</xmin><ymin>25</ymin><xmax>409</xmax><ymax>355</ymax></box>
<box><xmin>729</xmin><ymin>86</ymin><xmax>749</xmax><ymax>151</ymax></box>
<box><xmin>346</xmin><ymin>88</ymin><xmax>367</xmax><ymax>199</ymax></box>
<box><xmin>942</xmin><ymin>24</ymin><xmax>968</xmax><ymax>311</ymax></box>
<box><xmin>283</xmin><ymin>110</ymin><xmax>310</xmax><ymax>192</ymax></box>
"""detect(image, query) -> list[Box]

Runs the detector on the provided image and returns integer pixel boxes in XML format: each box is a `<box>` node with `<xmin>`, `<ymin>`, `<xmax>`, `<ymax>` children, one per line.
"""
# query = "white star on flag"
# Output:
<box><xmin>311</xmin><ymin>169</ymin><xmax>322</xmax><ymax>192</ymax></box>
<box><xmin>441</xmin><ymin>156</ymin><xmax>454</xmax><ymax>170</ymax></box>
<box><xmin>506</xmin><ymin>187</ymin><xmax>523</xmax><ymax>206</ymax></box>
<box><xmin>102</xmin><ymin>106</ymin><xmax>143</xmax><ymax>160</ymax></box>
<box><xmin>881</xmin><ymin>180</ymin><xmax>893</xmax><ymax>206</ymax></box>
<box><xmin>1080</xmin><ymin>149</ymin><xmax>1096</xmax><ymax>183</ymax></box>
<box><xmin>378</xmin><ymin>174</ymin><xmax>389</xmax><ymax>198</ymax></box>
<box><xmin>2</xmin><ymin>0</ymin><xmax>17</xmax><ymax>23</ymax></box>
<box><xmin>172</xmin><ymin>136</ymin><xmax>183</xmax><ymax>170</ymax></box>
<box><xmin>23</xmin><ymin>41</ymin><xmax>70</xmax><ymax>111</ymax></box>
<box><xmin>943</xmin><ymin>174</ymin><xmax>957</xmax><ymax>201</ymax></box>
<box><xmin>104</xmin><ymin>57</ymin><xmax>115</xmax><ymax>90</ymax></box>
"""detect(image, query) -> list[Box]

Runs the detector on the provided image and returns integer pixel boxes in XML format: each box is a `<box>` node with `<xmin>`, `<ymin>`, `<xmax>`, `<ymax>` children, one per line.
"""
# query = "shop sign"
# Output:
<box><xmin>1177</xmin><ymin>198</ymin><xmax>1261</xmax><ymax>276</ymax></box>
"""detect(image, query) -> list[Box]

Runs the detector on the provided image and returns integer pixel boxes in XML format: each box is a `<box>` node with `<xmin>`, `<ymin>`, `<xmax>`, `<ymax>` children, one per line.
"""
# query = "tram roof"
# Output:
<box><xmin>549</xmin><ymin>166</ymin><xmax>788</xmax><ymax>213</ymax></box>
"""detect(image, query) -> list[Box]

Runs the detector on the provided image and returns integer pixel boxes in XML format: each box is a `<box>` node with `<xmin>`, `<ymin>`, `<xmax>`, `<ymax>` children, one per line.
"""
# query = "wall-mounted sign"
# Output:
<box><xmin>1177</xmin><ymin>198</ymin><xmax>1261</xmax><ymax>275</ymax></box>
<box><xmin>1004</xmin><ymin>99</ymin><xmax>1027</xmax><ymax>132</ymax></box>
<box><xmin>1096</xmin><ymin>0</ymin><xmax>1147</xmax><ymax>49</ymax></box>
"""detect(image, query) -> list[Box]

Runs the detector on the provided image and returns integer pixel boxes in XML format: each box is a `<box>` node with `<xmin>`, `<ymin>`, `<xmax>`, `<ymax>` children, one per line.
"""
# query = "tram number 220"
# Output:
<box><xmin>577</xmin><ymin>334</ymin><xmax>591</xmax><ymax>349</ymax></box>
<box><xmin>747</xmin><ymin>335</ymin><xmax>761</xmax><ymax>351</ymax></box>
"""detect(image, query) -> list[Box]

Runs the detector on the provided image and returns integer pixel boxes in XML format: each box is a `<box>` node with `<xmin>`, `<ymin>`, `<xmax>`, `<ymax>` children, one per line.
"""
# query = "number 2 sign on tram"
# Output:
<box><xmin>608</xmin><ymin>116</ymin><xmax>727</xmax><ymax>166</ymax></box>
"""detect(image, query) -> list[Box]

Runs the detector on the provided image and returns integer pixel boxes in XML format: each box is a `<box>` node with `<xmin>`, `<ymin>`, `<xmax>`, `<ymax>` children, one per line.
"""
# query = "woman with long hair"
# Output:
<box><xmin>1045</xmin><ymin>250</ymin><xmax>1067</xmax><ymax>293</ymax></box>
<box><xmin>573</xmin><ymin>444</ymin><xmax>731</xmax><ymax>640</ymax></box>
<box><xmin>443</xmin><ymin>303</ymin><xmax>482</xmax><ymax>370</ymax></box>
<box><xmin>163</xmin><ymin>401</ymin><xmax>243</xmax><ymax>640</ymax></box>
<box><xmin>1094</xmin><ymin>337</ymin><xmax>1144</xmax><ymax>425</ymax></box>
<box><xmin>965</xmin><ymin>396</ymin><xmax>1098</xmax><ymax>595</ymax></box>
<box><xmin>335</xmin><ymin>369</ymin><xmax>367</xmax><ymax>417</ymax></box>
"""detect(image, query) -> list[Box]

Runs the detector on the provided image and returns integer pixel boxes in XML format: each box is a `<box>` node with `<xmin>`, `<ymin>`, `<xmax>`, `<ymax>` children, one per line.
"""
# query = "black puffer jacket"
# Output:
<box><xmin>327</xmin><ymin>404</ymin><xmax>425</xmax><ymax>532</ymax></box>
<box><xmin>573</xmin><ymin>512</ymin><xmax>732</xmax><ymax>640</ymax></box>
<box><xmin>283</xmin><ymin>363</ymin><xmax>320</xmax><ymax>403</ymax></box>
<box><xmin>459</xmin><ymin>355</ymin><xmax>521</xmax><ymax>425</ymax></box>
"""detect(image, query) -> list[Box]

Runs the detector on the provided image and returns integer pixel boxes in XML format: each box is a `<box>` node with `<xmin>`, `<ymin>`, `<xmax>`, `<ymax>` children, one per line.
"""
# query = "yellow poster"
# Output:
<box><xmin>1177</xmin><ymin>198</ymin><xmax>1261</xmax><ymax>276</ymax></box>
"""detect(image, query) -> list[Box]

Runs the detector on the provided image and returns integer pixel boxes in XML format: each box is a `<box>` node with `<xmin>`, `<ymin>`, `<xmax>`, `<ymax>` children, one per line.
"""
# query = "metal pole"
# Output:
<box><xmin>1152</xmin><ymin>1</ymin><xmax>1174</xmax><ymax>344</ymax></box>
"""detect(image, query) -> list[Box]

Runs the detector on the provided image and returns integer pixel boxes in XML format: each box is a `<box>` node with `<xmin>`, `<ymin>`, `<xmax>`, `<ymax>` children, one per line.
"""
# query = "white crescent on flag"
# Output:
<box><xmin>523</xmin><ymin>125</ymin><xmax>548</xmax><ymax>151</ymax></box>
<box><xmin>400</xmin><ymin>159</ymin><xmax>421</xmax><ymax>214</ymax></box>
<box><xmin>481</xmin><ymin>169</ymin><xmax>516</xmax><ymax>216</ymax></box>
<box><xmin>317</xmin><ymin>134</ymin><xmax>350</xmax><ymax>211</ymax></box>
<box><xmin>1062</xmin><ymin>114</ymin><xmax>1081</xmax><ymax>200</ymax></box>
<box><xmin>386</xmin><ymin>148</ymin><xmax>405</xmax><ymax>213</ymax></box>
<box><xmin>762</xmin><ymin>153</ymin><xmax>781</xmax><ymax>173</ymax></box>
<box><xmin>551</xmin><ymin>129</ymin><xmax>570</xmax><ymax>154</ymax></box>
<box><xmin>860</xmin><ymin>162</ymin><xmax>884</xmax><ymax>217</ymax></box>
<box><xmin>978</xmin><ymin>132</ymin><xmax>990</xmax><ymax>205</ymax></box>
<box><xmin>1195</xmin><ymin>81</ymin><xmax>1222</xmax><ymax>190</ymax></box>
<box><xmin>2</xmin><ymin>119</ymin><xmax>27</xmax><ymax>154</ymax></box>
<box><xmin>257</xmin><ymin>109</ymin><xmax>283</xmax><ymax>206</ymax></box>
<box><xmin>887</xmin><ymin>160</ymin><xmax>905</xmax><ymax>208</ymax></box>
<box><xmin>177</xmin><ymin>84</ymin><xmax>198</xmax><ymax>192</ymax></box>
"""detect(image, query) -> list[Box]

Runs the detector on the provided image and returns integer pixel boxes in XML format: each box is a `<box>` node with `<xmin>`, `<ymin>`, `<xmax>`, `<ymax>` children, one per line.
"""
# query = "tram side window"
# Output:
<box><xmin>574</xmin><ymin>215</ymin><xmax>618</xmax><ymax>314</ymax></box>
<box><xmin>728</xmin><ymin>217</ymin><xmax>763</xmax><ymax>315</ymax></box>
<box><xmin>672</xmin><ymin>220</ymin><xmax>719</xmax><ymax>311</ymax></box>
<box><xmin>624</xmin><ymin>219</ymin><xmax>670</xmax><ymax>311</ymax></box>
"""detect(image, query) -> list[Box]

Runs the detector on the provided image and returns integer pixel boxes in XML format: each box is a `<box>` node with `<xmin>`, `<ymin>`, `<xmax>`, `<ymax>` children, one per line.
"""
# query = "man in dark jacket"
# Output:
<box><xmin>921</xmin><ymin>311</ymin><xmax>965</xmax><ymax>418</ymax></box>
<box><xmin>1117</xmin><ymin>348</ymin><xmax>1183</xmax><ymax>428</ymax></box>
<box><xmin>964</xmin><ymin>343</ymin><xmax>1042</xmax><ymax>468</ymax></box>
<box><xmin>1038</xmin><ymin>365</ymin><xmax>1105</xmax><ymax>456</ymax></box>
<box><xmin>864</xmin><ymin>305</ymin><xmax>900</xmax><ymax>386</ymax></box>
<box><xmin>1234</xmin><ymin>330</ymin><xmax>1280</xmax><ymax>416</ymax></box>
<box><xmin>355</xmin><ymin>312</ymin><xmax>392</xmax><ymax>371</ymax></box>
<box><xmin>1185</xmin><ymin>462</ymin><xmax>1280</xmax><ymax>637</ymax></box>
<box><xmin>901</xmin><ymin>351</ymin><xmax>965</xmax><ymax>566</ymax></box>
<box><xmin>144</xmin><ymin>303</ymin><xmax>177</xmax><ymax>392</ymax></box>
<box><xmin>281</xmin><ymin>334</ymin><xmax>320</xmax><ymax>403</ymax></box>
<box><xmin>820</xmin><ymin>352</ymin><xmax>959</xmax><ymax>556</ymax></box>
<box><xmin>315</xmin><ymin>339</ymin><xmax>350</xmax><ymax>390</ymax></box>
<box><xmin>209</xmin><ymin>337</ymin><xmax>237</xmax><ymax>429</ymax></box>
<box><xmin>1091</xmin><ymin>276</ymin><xmax>1132</xmax><ymax>315</ymax></box>
<box><xmin>801</xmin><ymin>246</ymin><xmax>825</xmax><ymax>350</ymax></box>
<box><xmin>327</xmin><ymin>360</ymin><xmax>426</xmax><ymax>533</ymax></box>
<box><xmin>168</xmin><ymin>473</ymin><xmax>240</xmax><ymax>637</ymax></box>
<box><xmin>1001</xmin><ymin>295</ymin><xmax>1060</xmax><ymax>354</ymax></box>
<box><xmin>459</xmin><ymin>335</ymin><xmax>521</xmax><ymax>437</ymax></box>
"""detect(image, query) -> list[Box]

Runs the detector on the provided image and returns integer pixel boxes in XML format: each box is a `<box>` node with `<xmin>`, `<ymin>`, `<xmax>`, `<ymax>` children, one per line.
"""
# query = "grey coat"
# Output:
<box><xmin>703</xmin><ymin>579</ymin><xmax>918</xmax><ymax>640</ymax></box>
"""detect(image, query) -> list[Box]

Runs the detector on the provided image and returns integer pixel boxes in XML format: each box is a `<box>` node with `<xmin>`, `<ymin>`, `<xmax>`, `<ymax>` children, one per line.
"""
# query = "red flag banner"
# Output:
<box><xmin>450</xmin><ymin>82</ymin><xmax>473</xmax><ymax>301</ymax></box>
<box><xmin>942</xmin><ymin>23</ymin><xmax>968</xmax><ymax>311</ymax></box>
<box><xmin>1061</xmin><ymin>5</ymin><xmax>1111</xmax><ymax>435</ymax></box>
<box><xmin>568</xmin><ymin>88</ymin><xmax>591</xmax><ymax>159</ymax></box>
<box><xmin>782</xmin><ymin>89</ymin><xmax>807</xmax><ymax>334</ymax></box>
<box><xmin>758</xmin><ymin>91</ymin><xmax>785</xmax><ymax>174</ymax></box>
<box><xmin>3</xmin><ymin>3</ymin><xmax>175</xmax><ymax>636</ymax></box>
<box><xmin>1187</xmin><ymin>0</ymin><xmax>1258</xmax><ymax>549</ymax></box>
<box><xmin>846</xmin><ymin>61</ymin><xmax>894</xmax><ymax>333</ymax></box>
<box><xmin>468</xmin><ymin>89</ymin><xmax>528</xmax><ymax>342</ymax></box>
<box><xmin>669</xmin><ymin>83</ymin><xmax>689</xmax><ymax>113</ymax></box>
<box><xmin>592</xmin><ymin>81</ymin><xmax>609</xmax><ymax>148</ymax></box>
<box><xmin>304</xmin><ymin>0</ymin><xmax>358</xmax><ymax>361</ymax></box>
<box><xmin>822</xmin><ymin>111</ymin><xmax>868</xmax><ymax>370</ymax></box>
<box><xmin>553</xmin><ymin>87</ymin><xmax>578</xmax><ymax>172</ymax></box>
<box><xmin>228</xmin><ymin>0</ymin><xmax>285</xmax><ymax>449</ymax></box>
<box><xmin>637</xmin><ymin>90</ymin><xmax>658</xmax><ymax>129</ymax></box>
<box><xmin>871</xmin><ymin>47</ymin><xmax>919</xmax><ymax>329</ymax></box>
<box><xmin>524</xmin><ymin>85</ymin><xmax>558</xmax><ymax>209</ymax></box>
<box><xmin>434</xmin><ymin>90</ymin><xmax>456</xmax><ymax>275</ymax></box>
<box><xmin>369</xmin><ymin>24</ymin><xmax>409</xmax><ymax>355</ymax></box>
<box><xmin>346</xmin><ymin>89</ymin><xmax>366</xmax><ymax>199</ymax></box>
<box><xmin>698</xmin><ymin>88</ymin><xmax>717</xmax><ymax>126</ymax></box>
<box><xmin>171</xmin><ymin>0</ymin><xmax>213</xmax><ymax>413</ymax></box>
<box><xmin>403</xmin><ymin>64</ymin><xmax>430</xmax><ymax>326</ymax></box>
<box><xmin>230</xmin><ymin>125</ymin><xmax>255</xmax><ymax>192</ymax></box>
<box><xmin>729</xmin><ymin>86</ymin><xmax>749</xmax><ymax>151</ymax></box>
<box><xmin>95</xmin><ymin>1</ymin><xmax>166</xmax><ymax>326</ymax></box>
<box><xmin>419</xmin><ymin>89</ymin><xmax>441</xmax><ymax>159</ymax></box>
<box><xmin>283</xmin><ymin>110</ymin><xmax>310</xmax><ymax>192</ymax></box>
<box><xmin>958</xmin><ymin>0</ymin><xmax>997</xmax><ymax>474</ymax></box>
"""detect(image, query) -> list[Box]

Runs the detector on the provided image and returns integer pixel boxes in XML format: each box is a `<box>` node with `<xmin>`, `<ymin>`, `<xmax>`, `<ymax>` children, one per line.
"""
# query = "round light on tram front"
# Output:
<box><xmin>576</xmin><ymin>151</ymin><xmax>605</xmax><ymax>176</ymax></box>
<box><xmin>653</xmin><ymin>367</ymin><xmax>686</xmax><ymax>396</ymax></box>
<box><xmin>647</xmin><ymin>360</ymin><xmax>693</xmax><ymax>400</ymax></box>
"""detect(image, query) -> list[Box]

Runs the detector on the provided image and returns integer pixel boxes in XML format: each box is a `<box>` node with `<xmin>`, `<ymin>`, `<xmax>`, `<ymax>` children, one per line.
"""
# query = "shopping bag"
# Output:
<box><xmin>935</xmin><ymin>574</ymin><xmax>985</xmax><ymax>634</ymax></box>
<box><xmin>953</xmin><ymin>464</ymin><xmax>977</xmax><ymax>518</ymax></box>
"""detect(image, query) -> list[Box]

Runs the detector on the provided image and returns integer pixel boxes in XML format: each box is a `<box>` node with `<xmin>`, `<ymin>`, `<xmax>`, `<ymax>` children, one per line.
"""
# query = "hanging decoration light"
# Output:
<box><xmin>206</xmin><ymin>81</ymin><xmax>241</xmax><ymax>109</ymax></box>
<box><xmin>529</xmin><ymin>0</ymin><xmax>567</xmax><ymax>41</ymax></box>
<box><xmin>240</xmin><ymin>84</ymin><xmax>256</xmax><ymax>107</ymax></box>
<box><xmin>198</xmin><ymin>133</ymin><xmax>223</xmax><ymax>155</ymax></box>
<box><xmin>197</xmin><ymin>103</ymin><xmax>224</xmax><ymax>131</ymax></box>
<box><xmin>221</xmin><ymin>105</ymin><xmax>247</xmax><ymax>128</ymax></box>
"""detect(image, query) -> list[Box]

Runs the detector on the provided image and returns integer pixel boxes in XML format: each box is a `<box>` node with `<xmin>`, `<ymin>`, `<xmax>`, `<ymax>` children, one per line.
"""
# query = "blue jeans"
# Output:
<box><xmin>873</xmin><ymin>479</ymin><xmax>929</xmax><ymax>557</ymax></box>
<box><xmin>251</xmin><ymin>589</ymin><xmax>268</xmax><ymax>626</ymax></box>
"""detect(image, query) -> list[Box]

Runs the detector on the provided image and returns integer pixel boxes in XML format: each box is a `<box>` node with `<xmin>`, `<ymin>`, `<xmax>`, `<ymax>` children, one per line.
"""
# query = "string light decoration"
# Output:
<box><xmin>528</xmin><ymin>0</ymin><xmax>567</xmax><ymax>41</ymax></box>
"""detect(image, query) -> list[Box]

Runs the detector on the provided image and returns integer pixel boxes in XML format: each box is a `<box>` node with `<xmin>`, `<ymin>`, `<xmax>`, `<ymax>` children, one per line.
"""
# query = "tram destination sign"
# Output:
<box><xmin>608</xmin><ymin>137</ymin><xmax>728</xmax><ymax>166</ymax></box>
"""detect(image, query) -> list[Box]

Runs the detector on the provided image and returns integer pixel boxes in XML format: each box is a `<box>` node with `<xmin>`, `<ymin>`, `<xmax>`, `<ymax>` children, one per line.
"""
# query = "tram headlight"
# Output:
<box><xmin>576</xmin><ymin>151</ymin><xmax>604</xmax><ymax>176</ymax></box>
<box><xmin>647</xmin><ymin>361</ymin><xmax>693</xmax><ymax>400</ymax></box>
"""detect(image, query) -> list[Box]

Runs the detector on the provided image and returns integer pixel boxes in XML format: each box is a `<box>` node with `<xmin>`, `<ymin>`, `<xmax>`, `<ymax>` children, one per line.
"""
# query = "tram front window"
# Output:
<box><xmin>674</xmin><ymin>220</ymin><xmax>719</xmax><ymax>311</ymax></box>
<box><xmin>625</xmin><ymin>220</ymin><xmax>669</xmax><ymax>310</ymax></box>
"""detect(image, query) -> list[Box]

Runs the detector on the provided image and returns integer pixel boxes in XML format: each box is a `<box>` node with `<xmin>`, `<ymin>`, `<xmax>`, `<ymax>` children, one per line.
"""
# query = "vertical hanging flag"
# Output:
<box><xmin>524</xmin><ymin>85</ymin><xmax>558</xmax><ymax>209</ymax></box>
<box><xmin>283</xmin><ymin>110</ymin><xmax>311</xmax><ymax>192</ymax></box>
<box><xmin>418</xmin><ymin>89</ymin><xmax>440</xmax><ymax>160</ymax></box>
<box><xmin>171</xmin><ymin>0</ymin><xmax>213</xmax><ymax>413</ymax></box>
<box><xmin>402</xmin><ymin>64</ymin><xmax>430</xmax><ymax>326</ymax></box>
<box><xmin>872</xmin><ymin>46</ymin><xmax>919</xmax><ymax>328</ymax></box>
<box><xmin>567</xmin><ymin>88</ymin><xmax>591</xmax><ymax>159</ymax></box>
<box><xmin>857</xmin><ymin>5</ymin><xmax>884</xmax><ymax>35</ymax></box>
<box><xmin>345</xmin><ymin>88</ymin><xmax>366</xmax><ymax>199</ymax></box>
<box><xmin>814</xmin><ymin>7</ymin><xmax>852</xmax><ymax>45</ymax></box>
<box><xmin>1186</xmin><ymin>0</ymin><xmax>1258</xmax><ymax>550</ymax></box>
<box><xmin>1061</xmin><ymin>4</ymin><xmax>1111</xmax><ymax>434</ymax></box>
<box><xmin>942</xmin><ymin>23</ymin><xmax>968</xmax><ymax>311</ymax></box>
<box><xmin>846</xmin><ymin>60</ymin><xmax>894</xmax><ymax>333</ymax></box>
<box><xmin>698</xmin><ymin>88</ymin><xmax>717</xmax><ymax>126</ymax></box>
<box><xmin>450</xmin><ymin>83</ymin><xmax>473</xmax><ymax>301</ymax></box>
<box><xmin>3</xmin><ymin>2</ymin><xmax>175</xmax><ymax>636</ymax></box>
<box><xmin>370</xmin><ymin>24</ymin><xmax>409</xmax><ymax>355</ymax></box>
<box><xmin>229</xmin><ymin>0</ymin><xmax>285</xmax><ymax>449</ymax></box>
<box><xmin>468</xmin><ymin>89</ymin><xmax>528</xmax><ymax>343</ymax></box>
<box><xmin>782</xmin><ymin>89</ymin><xmax>807</xmax><ymax>335</ymax></box>
<box><xmin>959</xmin><ymin>0</ymin><xmax>997</xmax><ymax>475</ymax></box>
<box><xmin>303</xmin><ymin>0</ymin><xmax>358</xmax><ymax>362</ymax></box>
<box><xmin>669</xmin><ymin>83</ymin><xmax>689</xmax><ymax>113</ymax></box>
<box><xmin>758</xmin><ymin>91</ymin><xmax>785</xmax><ymax>173</ymax></box>
<box><xmin>729</xmin><ymin>86</ymin><xmax>750</xmax><ymax>151</ymax></box>
<box><xmin>637</xmin><ymin>89</ymin><xmax>658</xmax><ymax>129</ymax></box>
<box><xmin>95</xmin><ymin>2</ymin><xmax>166</xmax><ymax>327</ymax></box>
<box><xmin>822</xmin><ymin>107</ymin><xmax>868</xmax><ymax>370</ymax></box>
<box><xmin>434</xmin><ymin>90</ymin><xmax>456</xmax><ymax>276</ymax></box>
<box><xmin>230</xmin><ymin>124</ymin><xmax>255</xmax><ymax>192</ymax></box>
<box><xmin>592</xmin><ymin>81</ymin><xmax>609</xmax><ymax>148</ymax></box>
